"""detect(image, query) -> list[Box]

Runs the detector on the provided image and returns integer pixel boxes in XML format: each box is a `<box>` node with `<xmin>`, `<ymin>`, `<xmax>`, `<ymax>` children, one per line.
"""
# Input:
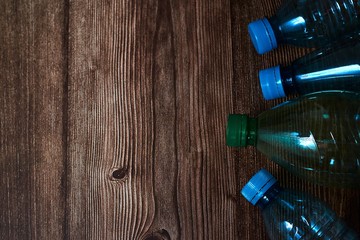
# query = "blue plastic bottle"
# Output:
<box><xmin>241</xmin><ymin>169</ymin><xmax>359</xmax><ymax>240</ymax></box>
<box><xmin>259</xmin><ymin>40</ymin><xmax>360</xmax><ymax>100</ymax></box>
<box><xmin>248</xmin><ymin>0</ymin><xmax>360</xmax><ymax>54</ymax></box>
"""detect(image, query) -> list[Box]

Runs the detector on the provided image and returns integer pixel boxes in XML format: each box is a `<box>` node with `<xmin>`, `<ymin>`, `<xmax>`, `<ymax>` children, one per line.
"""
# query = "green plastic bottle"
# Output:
<box><xmin>227</xmin><ymin>91</ymin><xmax>360</xmax><ymax>188</ymax></box>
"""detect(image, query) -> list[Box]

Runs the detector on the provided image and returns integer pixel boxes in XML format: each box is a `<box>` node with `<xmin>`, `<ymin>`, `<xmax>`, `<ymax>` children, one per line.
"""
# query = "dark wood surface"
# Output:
<box><xmin>1</xmin><ymin>0</ymin><xmax>359</xmax><ymax>239</ymax></box>
<box><xmin>0</xmin><ymin>0</ymin><xmax>67</xmax><ymax>239</ymax></box>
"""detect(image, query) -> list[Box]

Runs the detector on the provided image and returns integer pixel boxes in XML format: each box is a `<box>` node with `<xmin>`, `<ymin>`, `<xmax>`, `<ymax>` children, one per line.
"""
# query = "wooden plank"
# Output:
<box><xmin>67</xmin><ymin>0</ymin><xmax>236</xmax><ymax>239</ymax></box>
<box><xmin>231</xmin><ymin>0</ymin><xmax>360</xmax><ymax>238</ymax></box>
<box><xmin>0</xmin><ymin>0</ymin><xmax>67</xmax><ymax>239</ymax></box>
<box><xmin>171</xmin><ymin>0</ymin><xmax>236</xmax><ymax>239</ymax></box>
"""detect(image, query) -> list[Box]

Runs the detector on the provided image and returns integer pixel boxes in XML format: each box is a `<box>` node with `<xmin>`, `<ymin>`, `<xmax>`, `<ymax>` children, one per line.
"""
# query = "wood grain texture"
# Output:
<box><xmin>1</xmin><ymin>0</ymin><xmax>360</xmax><ymax>239</ymax></box>
<box><xmin>231</xmin><ymin>0</ymin><xmax>360</xmax><ymax>239</ymax></box>
<box><xmin>0</xmin><ymin>0</ymin><xmax>67</xmax><ymax>239</ymax></box>
<box><xmin>67</xmin><ymin>0</ymin><xmax>236</xmax><ymax>239</ymax></box>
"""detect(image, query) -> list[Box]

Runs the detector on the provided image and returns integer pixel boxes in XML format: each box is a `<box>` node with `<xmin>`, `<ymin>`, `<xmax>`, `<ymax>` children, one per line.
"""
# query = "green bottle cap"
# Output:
<box><xmin>226</xmin><ymin>114</ymin><xmax>248</xmax><ymax>147</ymax></box>
<box><xmin>226</xmin><ymin>114</ymin><xmax>257</xmax><ymax>147</ymax></box>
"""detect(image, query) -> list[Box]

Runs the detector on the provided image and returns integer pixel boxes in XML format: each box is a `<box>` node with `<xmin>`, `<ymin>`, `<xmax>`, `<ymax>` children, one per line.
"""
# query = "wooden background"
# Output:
<box><xmin>0</xmin><ymin>0</ymin><xmax>359</xmax><ymax>239</ymax></box>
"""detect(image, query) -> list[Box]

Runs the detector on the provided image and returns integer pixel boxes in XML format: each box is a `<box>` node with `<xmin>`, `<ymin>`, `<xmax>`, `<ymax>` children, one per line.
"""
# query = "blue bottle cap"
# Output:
<box><xmin>241</xmin><ymin>169</ymin><xmax>277</xmax><ymax>205</ymax></box>
<box><xmin>248</xmin><ymin>18</ymin><xmax>277</xmax><ymax>54</ymax></box>
<box><xmin>259</xmin><ymin>65</ymin><xmax>285</xmax><ymax>100</ymax></box>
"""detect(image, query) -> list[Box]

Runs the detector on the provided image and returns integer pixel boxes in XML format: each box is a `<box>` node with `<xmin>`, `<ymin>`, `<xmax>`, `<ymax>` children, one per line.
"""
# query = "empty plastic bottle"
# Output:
<box><xmin>248</xmin><ymin>0</ymin><xmax>360</xmax><ymax>54</ymax></box>
<box><xmin>241</xmin><ymin>169</ymin><xmax>359</xmax><ymax>240</ymax></box>
<box><xmin>260</xmin><ymin>40</ymin><xmax>360</xmax><ymax>100</ymax></box>
<box><xmin>226</xmin><ymin>91</ymin><xmax>360</xmax><ymax>188</ymax></box>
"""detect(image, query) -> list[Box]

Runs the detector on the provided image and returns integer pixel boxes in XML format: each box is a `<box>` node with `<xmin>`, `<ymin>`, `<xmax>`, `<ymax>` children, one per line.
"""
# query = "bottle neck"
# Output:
<box><xmin>268</xmin><ymin>16</ymin><xmax>283</xmax><ymax>44</ymax></box>
<box><xmin>280</xmin><ymin>65</ymin><xmax>297</xmax><ymax>95</ymax></box>
<box><xmin>245</xmin><ymin>117</ymin><xmax>258</xmax><ymax>147</ymax></box>
<box><xmin>255</xmin><ymin>182</ymin><xmax>283</xmax><ymax>210</ymax></box>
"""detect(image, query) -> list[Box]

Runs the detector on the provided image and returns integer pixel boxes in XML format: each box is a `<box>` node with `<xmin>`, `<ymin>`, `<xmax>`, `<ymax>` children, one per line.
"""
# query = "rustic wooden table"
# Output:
<box><xmin>1</xmin><ymin>0</ymin><xmax>359</xmax><ymax>239</ymax></box>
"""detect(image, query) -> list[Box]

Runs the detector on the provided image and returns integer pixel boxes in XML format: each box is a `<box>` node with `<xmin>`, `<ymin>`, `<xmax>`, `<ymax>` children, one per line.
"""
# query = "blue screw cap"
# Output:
<box><xmin>248</xmin><ymin>18</ymin><xmax>277</xmax><ymax>54</ymax></box>
<box><xmin>241</xmin><ymin>169</ymin><xmax>277</xmax><ymax>205</ymax></box>
<box><xmin>259</xmin><ymin>65</ymin><xmax>286</xmax><ymax>100</ymax></box>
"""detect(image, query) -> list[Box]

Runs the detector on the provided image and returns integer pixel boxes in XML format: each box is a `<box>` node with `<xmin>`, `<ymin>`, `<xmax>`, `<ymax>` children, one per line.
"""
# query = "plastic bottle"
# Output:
<box><xmin>226</xmin><ymin>91</ymin><xmax>360</xmax><ymax>188</ymax></box>
<box><xmin>259</xmin><ymin>40</ymin><xmax>360</xmax><ymax>100</ymax></box>
<box><xmin>248</xmin><ymin>0</ymin><xmax>360</xmax><ymax>54</ymax></box>
<box><xmin>241</xmin><ymin>169</ymin><xmax>359</xmax><ymax>240</ymax></box>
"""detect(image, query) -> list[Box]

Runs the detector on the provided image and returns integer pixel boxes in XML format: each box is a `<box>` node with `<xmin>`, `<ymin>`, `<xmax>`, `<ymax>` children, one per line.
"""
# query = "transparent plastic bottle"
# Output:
<box><xmin>259</xmin><ymin>40</ymin><xmax>360</xmax><ymax>100</ymax></box>
<box><xmin>241</xmin><ymin>169</ymin><xmax>359</xmax><ymax>239</ymax></box>
<box><xmin>226</xmin><ymin>91</ymin><xmax>360</xmax><ymax>188</ymax></box>
<box><xmin>248</xmin><ymin>0</ymin><xmax>360</xmax><ymax>54</ymax></box>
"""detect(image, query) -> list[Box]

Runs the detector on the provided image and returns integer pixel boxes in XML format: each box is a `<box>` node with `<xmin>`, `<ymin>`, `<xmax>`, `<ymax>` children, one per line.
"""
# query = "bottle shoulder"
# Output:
<box><xmin>255</xmin><ymin>92</ymin><xmax>360</xmax><ymax>187</ymax></box>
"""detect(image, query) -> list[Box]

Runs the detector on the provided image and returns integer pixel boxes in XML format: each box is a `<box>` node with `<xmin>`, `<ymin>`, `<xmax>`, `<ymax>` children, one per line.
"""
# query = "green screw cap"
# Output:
<box><xmin>226</xmin><ymin>114</ymin><xmax>249</xmax><ymax>147</ymax></box>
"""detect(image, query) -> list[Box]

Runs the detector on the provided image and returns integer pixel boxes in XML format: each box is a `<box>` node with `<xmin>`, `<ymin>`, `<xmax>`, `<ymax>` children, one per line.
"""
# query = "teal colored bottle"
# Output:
<box><xmin>259</xmin><ymin>40</ymin><xmax>360</xmax><ymax>100</ymax></box>
<box><xmin>226</xmin><ymin>91</ymin><xmax>360</xmax><ymax>188</ymax></box>
<box><xmin>248</xmin><ymin>0</ymin><xmax>360</xmax><ymax>54</ymax></box>
<box><xmin>241</xmin><ymin>169</ymin><xmax>359</xmax><ymax>240</ymax></box>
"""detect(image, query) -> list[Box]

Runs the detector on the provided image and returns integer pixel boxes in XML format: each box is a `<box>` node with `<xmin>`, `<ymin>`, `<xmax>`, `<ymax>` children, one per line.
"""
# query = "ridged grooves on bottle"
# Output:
<box><xmin>273</xmin><ymin>0</ymin><xmax>360</xmax><ymax>46</ymax></box>
<box><xmin>314</xmin><ymin>0</ymin><xmax>360</xmax><ymax>36</ymax></box>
